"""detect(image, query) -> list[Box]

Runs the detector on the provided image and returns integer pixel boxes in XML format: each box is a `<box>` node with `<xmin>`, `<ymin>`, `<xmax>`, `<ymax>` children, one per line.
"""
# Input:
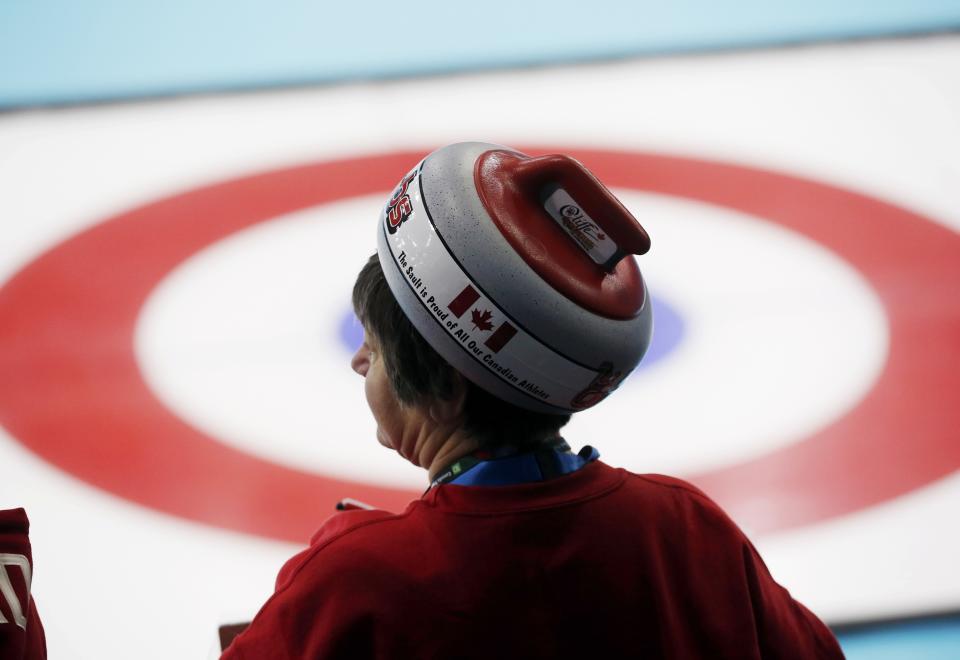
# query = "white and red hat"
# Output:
<box><xmin>376</xmin><ymin>142</ymin><xmax>652</xmax><ymax>414</ymax></box>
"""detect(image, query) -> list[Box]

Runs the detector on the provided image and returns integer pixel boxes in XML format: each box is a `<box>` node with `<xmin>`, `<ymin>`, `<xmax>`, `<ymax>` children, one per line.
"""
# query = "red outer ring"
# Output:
<box><xmin>0</xmin><ymin>148</ymin><xmax>958</xmax><ymax>541</ymax></box>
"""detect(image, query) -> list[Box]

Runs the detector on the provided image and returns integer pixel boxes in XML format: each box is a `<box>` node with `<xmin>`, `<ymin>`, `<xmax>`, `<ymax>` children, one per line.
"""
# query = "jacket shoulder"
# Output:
<box><xmin>274</xmin><ymin>506</ymin><xmax>418</xmax><ymax>589</ymax></box>
<box><xmin>614</xmin><ymin>470</ymin><xmax>749</xmax><ymax>537</ymax></box>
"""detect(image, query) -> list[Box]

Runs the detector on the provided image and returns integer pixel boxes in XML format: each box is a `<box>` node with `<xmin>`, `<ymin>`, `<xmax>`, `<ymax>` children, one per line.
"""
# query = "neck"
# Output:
<box><xmin>396</xmin><ymin>424</ymin><xmax>479</xmax><ymax>483</ymax></box>
<box><xmin>424</xmin><ymin>433</ymin><xmax>481</xmax><ymax>482</ymax></box>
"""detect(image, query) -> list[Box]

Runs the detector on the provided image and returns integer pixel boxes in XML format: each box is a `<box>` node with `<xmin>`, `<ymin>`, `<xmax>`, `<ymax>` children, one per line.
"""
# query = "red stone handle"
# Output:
<box><xmin>511</xmin><ymin>153</ymin><xmax>651</xmax><ymax>258</ymax></box>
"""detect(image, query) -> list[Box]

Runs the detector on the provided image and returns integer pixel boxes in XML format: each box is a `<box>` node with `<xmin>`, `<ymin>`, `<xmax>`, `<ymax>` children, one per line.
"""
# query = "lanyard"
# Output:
<box><xmin>429</xmin><ymin>439</ymin><xmax>599</xmax><ymax>490</ymax></box>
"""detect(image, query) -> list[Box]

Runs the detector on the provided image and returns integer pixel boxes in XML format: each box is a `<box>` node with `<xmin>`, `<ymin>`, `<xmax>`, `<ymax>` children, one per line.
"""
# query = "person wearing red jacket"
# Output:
<box><xmin>0</xmin><ymin>509</ymin><xmax>45</xmax><ymax>660</ymax></box>
<box><xmin>221</xmin><ymin>143</ymin><xmax>844</xmax><ymax>659</ymax></box>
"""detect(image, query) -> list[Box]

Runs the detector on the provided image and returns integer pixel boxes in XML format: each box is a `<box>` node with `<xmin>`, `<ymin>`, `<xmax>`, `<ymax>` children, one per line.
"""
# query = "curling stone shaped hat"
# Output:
<box><xmin>376</xmin><ymin>142</ymin><xmax>652</xmax><ymax>414</ymax></box>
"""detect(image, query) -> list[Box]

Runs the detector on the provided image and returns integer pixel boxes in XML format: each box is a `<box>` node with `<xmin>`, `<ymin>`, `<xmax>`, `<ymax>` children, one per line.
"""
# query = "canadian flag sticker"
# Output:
<box><xmin>447</xmin><ymin>285</ymin><xmax>518</xmax><ymax>353</ymax></box>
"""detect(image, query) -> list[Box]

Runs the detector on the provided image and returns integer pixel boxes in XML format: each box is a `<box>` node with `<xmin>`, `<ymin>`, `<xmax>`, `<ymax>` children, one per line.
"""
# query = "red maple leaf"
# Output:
<box><xmin>471</xmin><ymin>308</ymin><xmax>494</xmax><ymax>331</ymax></box>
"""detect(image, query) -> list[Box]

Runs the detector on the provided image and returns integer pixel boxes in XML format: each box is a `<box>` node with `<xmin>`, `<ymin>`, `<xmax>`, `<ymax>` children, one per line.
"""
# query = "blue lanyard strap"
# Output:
<box><xmin>430</xmin><ymin>440</ymin><xmax>599</xmax><ymax>489</ymax></box>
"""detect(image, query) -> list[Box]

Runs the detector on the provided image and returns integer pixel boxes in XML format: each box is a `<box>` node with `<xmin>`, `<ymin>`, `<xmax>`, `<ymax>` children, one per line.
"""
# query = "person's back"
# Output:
<box><xmin>227</xmin><ymin>462</ymin><xmax>841</xmax><ymax>659</ymax></box>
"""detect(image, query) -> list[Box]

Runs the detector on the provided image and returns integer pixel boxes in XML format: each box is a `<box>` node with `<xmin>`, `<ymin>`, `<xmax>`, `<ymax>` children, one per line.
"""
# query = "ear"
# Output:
<box><xmin>428</xmin><ymin>373</ymin><xmax>467</xmax><ymax>425</ymax></box>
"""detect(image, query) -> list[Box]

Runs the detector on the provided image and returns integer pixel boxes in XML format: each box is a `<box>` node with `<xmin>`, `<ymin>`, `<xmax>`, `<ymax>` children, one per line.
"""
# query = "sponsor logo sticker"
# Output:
<box><xmin>384</xmin><ymin>169</ymin><xmax>417</xmax><ymax>234</ymax></box>
<box><xmin>543</xmin><ymin>187</ymin><xmax>619</xmax><ymax>266</ymax></box>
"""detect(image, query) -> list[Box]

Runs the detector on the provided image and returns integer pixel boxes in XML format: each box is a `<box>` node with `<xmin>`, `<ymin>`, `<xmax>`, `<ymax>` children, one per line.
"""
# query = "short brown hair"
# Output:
<box><xmin>352</xmin><ymin>254</ymin><xmax>570</xmax><ymax>448</ymax></box>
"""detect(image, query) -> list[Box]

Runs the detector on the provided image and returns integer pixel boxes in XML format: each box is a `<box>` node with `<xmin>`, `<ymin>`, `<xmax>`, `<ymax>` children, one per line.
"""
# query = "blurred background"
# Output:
<box><xmin>1</xmin><ymin>1</ymin><xmax>959</xmax><ymax>657</ymax></box>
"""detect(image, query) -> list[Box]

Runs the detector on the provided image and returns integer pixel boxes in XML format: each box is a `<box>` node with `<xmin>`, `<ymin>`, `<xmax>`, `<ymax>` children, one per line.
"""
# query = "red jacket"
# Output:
<box><xmin>223</xmin><ymin>462</ymin><xmax>843</xmax><ymax>659</ymax></box>
<box><xmin>0</xmin><ymin>509</ymin><xmax>45</xmax><ymax>660</ymax></box>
